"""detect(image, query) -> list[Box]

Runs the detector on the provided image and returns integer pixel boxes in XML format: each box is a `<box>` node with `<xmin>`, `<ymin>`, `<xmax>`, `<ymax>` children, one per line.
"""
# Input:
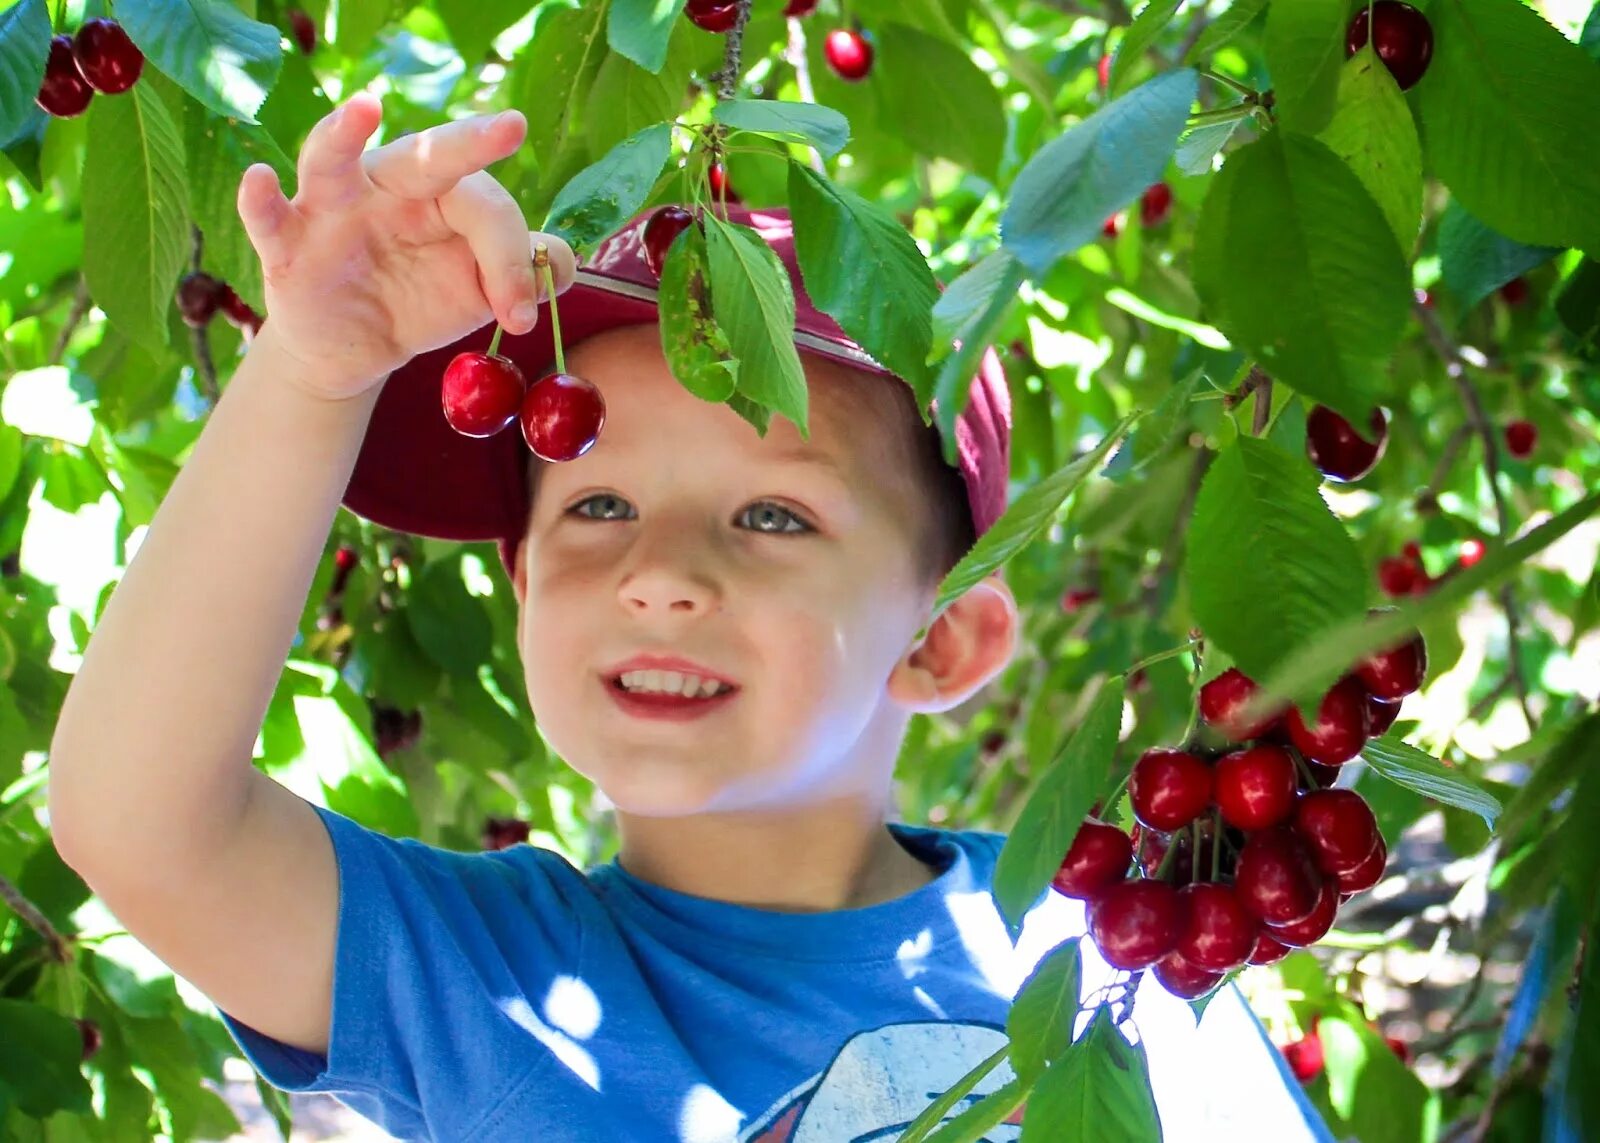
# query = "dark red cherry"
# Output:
<box><xmin>481</xmin><ymin>816</ymin><xmax>531</xmax><ymax>851</ymax></box>
<box><xmin>1285</xmin><ymin>676</ymin><xmax>1373</xmax><ymax>766</ymax></box>
<box><xmin>1129</xmin><ymin>748</ymin><xmax>1214</xmax><ymax>832</ymax></box>
<box><xmin>442</xmin><ymin>351</ymin><xmax>527</xmax><ymax>438</ymax></box>
<box><xmin>784</xmin><ymin>0</ymin><xmax>820</xmax><ymax>14</ymax></box>
<box><xmin>1213</xmin><ymin>745</ymin><xmax>1299</xmax><ymax>831</ymax></box>
<box><xmin>1263</xmin><ymin>877</ymin><xmax>1339</xmax><ymax>948</ymax></box>
<box><xmin>1050</xmin><ymin>820</ymin><xmax>1133</xmax><ymax>901</ymax></box>
<box><xmin>1139</xmin><ymin>182</ymin><xmax>1174</xmax><ymax>228</ymax></box>
<box><xmin>823</xmin><ymin>28</ymin><xmax>874</xmax><ymax>81</ymax></box>
<box><xmin>35</xmin><ymin>35</ymin><xmax>93</xmax><ymax>118</ymax></box>
<box><xmin>1306</xmin><ymin>405</ymin><xmax>1388</xmax><ymax>482</ymax></box>
<box><xmin>1367</xmin><ymin>696</ymin><xmax>1401</xmax><ymax>738</ymax></box>
<box><xmin>288</xmin><ymin>8</ymin><xmax>317</xmax><ymax>54</ymax></box>
<box><xmin>1337</xmin><ymin>835</ymin><xmax>1388</xmax><ymax>894</ymax></box>
<box><xmin>1235</xmin><ymin>828</ymin><xmax>1324</xmax><ymax>926</ymax></box>
<box><xmin>72</xmin><ymin>18</ymin><xmax>144</xmax><ymax>95</ymax></box>
<box><xmin>1198</xmin><ymin>668</ymin><xmax>1284</xmax><ymax>743</ymax></box>
<box><xmin>1247</xmin><ymin>932</ymin><xmax>1292</xmax><ymax>966</ymax></box>
<box><xmin>641</xmin><ymin>206</ymin><xmax>698</xmax><ymax>279</ymax></box>
<box><xmin>176</xmin><ymin>272</ymin><xmax>225</xmax><ymax>328</ymax></box>
<box><xmin>1294</xmin><ymin>789</ymin><xmax>1381</xmax><ymax>877</ymax></box>
<box><xmin>684</xmin><ymin>0</ymin><xmax>741</xmax><ymax>34</ymax></box>
<box><xmin>1088</xmin><ymin>879</ymin><xmax>1181</xmax><ymax>971</ymax></box>
<box><xmin>1504</xmin><ymin>419</ymin><xmax>1538</xmax><ymax>459</ymax></box>
<box><xmin>1175</xmin><ymin>882</ymin><xmax>1258</xmax><ymax>972</ymax></box>
<box><xmin>1355</xmin><ymin>627</ymin><xmax>1428</xmax><ymax>702</ymax></box>
<box><xmin>1346</xmin><ymin>1</ymin><xmax>1434</xmax><ymax>92</ymax></box>
<box><xmin>1152</xmin><ymin>950</ymin><xmax>1224</xmax><ymax>1000</ymax></box>
<box><xmin>521</xmin><ymin>372</ymin><xmax>606</xmax><ymax>462</ymax></box>
<box><xmin>1282</xmin><ymin>1033</ymin><xmax>1326</xmax><ymax>1082</ymax></box>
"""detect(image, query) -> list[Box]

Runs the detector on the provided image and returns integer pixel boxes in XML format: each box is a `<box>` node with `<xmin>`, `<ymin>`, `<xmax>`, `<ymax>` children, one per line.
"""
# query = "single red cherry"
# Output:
<box><xmin>1175</xmin><ymin>882</ymin><xmax>1258</xmax><ymax>972</ymax></box>
<box><xmin>1306</xmin><ymin>404</ymin><xmax>1388</xmax><ymax>482</ymax></box>
<box><xmin>824</xmin><ymin>28</ymin><xmax>874</xmax><ymax>81</ymax></box>
<box><xmin>288</xmin><ymin>8</ymin><xmax>317</xmax><ymax>54</ymax></box>
<box><xmin>1129</xmin><ymin>748</ymin><xmax>1214</xmax><ymax>832</ymax></box>
<box><xmin>1295</xmin><ymin>789</ymin><xmax>1381</xmax><ymax>877</ymax></box>
<box><xmin>1102</xmin><ymin>213</ymin><xmax>1123</xmax><ymax>239</ymax></box>
<box><xmin>1367</xmin><ymin>696</ymin><xmax>1401</xmax><ymax>738</ymax></box>
<box><xmin>1282</xmin><ymin>1033</ymin><xmax>1326</xmax><ymax>1082</ymax></box>
<box><xmin>1303</xmin><ymin>759</ymin><xmax>1343</xmax><ymax>791</ymax></box>
<box><xmin>1345</xmin><ymin>1</ymin><xmax>1434</xmax><ymax>91</ymax></box>
<box><xmin>1096</xmin><ymin>53</ymin><xmax>1112</xmax><ymax>90</ymax></box>
<box><xmin>217</xmin><ymin>284</ymin><xmax>260</xmax><ymax>329</ymax></box>
<box><xmin>1152</xmin><ymin>950</ymin><xmax>1224</xmax><ymax>1000</ymax></box>
<box><xmin>1378</xmin><ymin>555</ymin><xmax>1419</xmax><ymax>597</ymax></box>
<box><xmin>176</xmin><ymin>272</ymin><xmax>225</xmax><ymax>328</ymax></box>
<box><xmin>685</xmin><ymin>0</ymin><xmax>741</xmax><ymax>33</ymax></box>
<box><xmin>1087</xmin><ymin>879</ymin><xmax>1181</xmax><ymax>971</ymax></box>
<box><xmin>708</xmin><ymin>161</ymin><xmax>740</xmax><ymax>204</ymax></box>
<box><xmin>1504</xmin><ymin>420</ymin><xmax>1537</xmax><ymax>459</ymax></box>
<box><xmin>1060</xmin><ymin>587</ymin><xmax>1099</xmax><ymax>613</ymax></box>
<box><xmin>1199</xmin><ymin>667</ymin><xmax>1283</xmax><ymax>743</ymax></box>
<box><xmin>1285</xmin><ymin>676</ymin><xmax>1373</xmax><ymax>766</ymax></box>
<box><xmin>641</xmin><ymin>205</ymin><xmax>698</xmax><ymax>279</ymax></box>
<box><xmin>1415</xmin><ymin>287</ymin><xmax>1435</xmax><ymax>309</ymax></box>
<box><xmin>36</xmin><ymin>35</ymin><xmax>94</xmax><ymax>118</ymax></box>
<box><xmin>1247</xmin><ymin>931</ymin><xmax>1291</xmax><ymax>966</ymax></box>
<box><xmin>1140</xmin><ymin>182</ymin><xmax>1174</xmax><ymax>228</ymax></box>
<box><xmin>1459</xmin><ymin>538</ymin><xmax>1486</xmax><ymax>568</ymax></box>
<box><xmin>1355</xmin><ymin>630</ymin><xmax>1428</xmax><ymax>702</ymax></box>
<box><xmin>482</xmin><ymin>816</ymin><xmax>531</xmax><ymax>851</ymax></box>
<box><xmin>72</xmin><ymin>18</ymin><xmax>144</xmax><ymax>95</ymax></box>
<box><xmin>1051</xmin><ymin>820</ymin><xmax>1134</xmax><ymax>901</ymax></box>
<box><xmin>1337</xmin><ymin>835</ymin><xmax>1388</xmax><ymax>894</ymax></box>
<box><xmin>443</xmin><ymin>351</ymin><xmax>528</xmax><ymax>438</ymax></box>
<box><xmin>521</xmin><ymin>371</ymin><xmax>606</xmax><ymax>462</ymax></box>
<box><xmin>1214</xmin><ymin>745</ymin><xmax>1299</xmax><ymax>830</ymax></box>
<box><xmin>1235</xmin><ymin>828</ymin><xmax>1324</xmax><ymax>926</ymax></box>
<box><xmin>784</xmin><ymin>0</ymin><xmax>820</xmax><ymax>15</ymax></box>
<box><xmin>1385</xmin><ymin>1035</ymin><xmax>1412</xmax><ymax>1064</ymax></box>
<box><xmin>77</xmin><ymin>1017</ymin><xmax>102</xmax><ymax>1061</ymax></box>
<box><xmin>1498</xmin><ymin>277</ymin><xmax>1530</xmax><ymax>306</ymax></box>
<box><xmin>1264</xmin><ymin>876</ymin><xmax>1339</xmax><ymax>948</ymax></box>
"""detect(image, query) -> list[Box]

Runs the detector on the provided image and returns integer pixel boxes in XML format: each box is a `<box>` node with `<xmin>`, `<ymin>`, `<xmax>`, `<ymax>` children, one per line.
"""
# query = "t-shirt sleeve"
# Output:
<box><xmin>214</xmin><ymin>802</ymin><xmax>589</xmax><ymax>1142</ymax></box>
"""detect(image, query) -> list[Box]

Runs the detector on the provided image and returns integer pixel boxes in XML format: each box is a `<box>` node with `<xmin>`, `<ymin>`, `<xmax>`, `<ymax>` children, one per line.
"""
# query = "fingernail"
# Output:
<box><xmin>513</xmin><ymin>301</ymin><xmax>538</xmax><ymax>326</ymax></box>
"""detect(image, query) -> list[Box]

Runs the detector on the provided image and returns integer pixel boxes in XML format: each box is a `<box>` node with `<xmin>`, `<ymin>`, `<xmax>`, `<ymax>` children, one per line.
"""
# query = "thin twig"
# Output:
<box><xmin>1141</xmin><ymin>448</ymin><xmax>1210</xmax><ymax>621</ymax></box>
<box><xmin>0</xmin><ymin>870</ymin><xmax>73</xmax><ymax>964</ymax></box>
<box><xmin>48</xmin><ymin>276</ymin><xmax>93</xmax><ymax>365</ymax></box>
<box><xmin>1251</xmin><ymin>375</ymin><xmax>1273</xmax><ymax>435</ymax></box>
<box><xmin>708</xmin><ymin>0</ymin><xmax>750</xmax><ymax>102</ymax></box>
<box><xmin>1413</xmin><ymin>299</ymin><xmax>1535</xmax><ymax>734</ymax></box>
<box><xmin>1417</xmin><ymin>425</ymin><xmax>1472</xmax><ymax>511</ymax></box>
<box><xmin>187</xmin><ymin>225</ymin><xmax>220</xmax><ymax>407</ymax></box>
<box><xmin>783</xmin><ymin>14</ymin><xmax>826</xmax><ymax>174</ymax></box>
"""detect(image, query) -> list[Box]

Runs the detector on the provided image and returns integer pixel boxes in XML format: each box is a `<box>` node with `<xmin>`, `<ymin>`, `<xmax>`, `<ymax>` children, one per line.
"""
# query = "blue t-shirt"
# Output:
<box><xmin>218</xmin><ymin>803</ymin><xmax>1335</xmax><ymax>1142</ymax></box>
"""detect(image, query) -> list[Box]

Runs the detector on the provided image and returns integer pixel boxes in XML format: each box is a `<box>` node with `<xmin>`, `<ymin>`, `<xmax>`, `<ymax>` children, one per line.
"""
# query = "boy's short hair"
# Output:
<box><xmin>524</xmin><ymin>340</ymin><xmax>977</xmax><ymax>589</ymax></box>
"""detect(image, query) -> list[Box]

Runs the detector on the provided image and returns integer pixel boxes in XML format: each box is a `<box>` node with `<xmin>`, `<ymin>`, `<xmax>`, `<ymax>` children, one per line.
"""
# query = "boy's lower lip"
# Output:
<box><xmin>603</xmin><ymin>677</ymin><xmax>740</xmax><ymax>721</ymax></box>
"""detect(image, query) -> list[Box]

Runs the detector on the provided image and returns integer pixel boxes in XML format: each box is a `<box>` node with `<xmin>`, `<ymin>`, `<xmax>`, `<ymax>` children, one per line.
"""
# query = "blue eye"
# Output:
<box><xmin>568</xmin><ymin>495</ymin><xmax>813</xmax><ymax>534</ymax></box>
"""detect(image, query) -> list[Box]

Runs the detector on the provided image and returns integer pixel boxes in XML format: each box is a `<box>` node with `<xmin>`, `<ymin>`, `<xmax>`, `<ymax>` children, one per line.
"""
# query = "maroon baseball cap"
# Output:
<box><xmin>340</xmin><ymin>204</ymin><xmax>1012</xmax><ymax>582</ymax></box>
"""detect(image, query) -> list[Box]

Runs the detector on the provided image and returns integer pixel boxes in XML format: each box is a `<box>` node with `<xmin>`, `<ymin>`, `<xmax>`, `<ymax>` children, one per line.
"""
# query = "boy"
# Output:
<box><xmin>48</xmin><ymin>95</ymin><xmax>1334</xmax><ymax>1141</ymax></box>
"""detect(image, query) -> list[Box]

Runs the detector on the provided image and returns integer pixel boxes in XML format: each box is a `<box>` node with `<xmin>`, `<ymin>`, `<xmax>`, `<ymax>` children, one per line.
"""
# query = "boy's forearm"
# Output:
<box><xmin>48</xmin><ymin>324</ymin><xmax>385</xmax><ymax>868</ymax></box>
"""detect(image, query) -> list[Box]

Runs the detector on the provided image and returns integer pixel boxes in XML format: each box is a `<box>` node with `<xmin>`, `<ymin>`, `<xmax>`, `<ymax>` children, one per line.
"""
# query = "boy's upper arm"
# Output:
<box><xmin>70</xmin><ymin>771</ymin><xmax>338</xmax><ymax>1056</ymax></box>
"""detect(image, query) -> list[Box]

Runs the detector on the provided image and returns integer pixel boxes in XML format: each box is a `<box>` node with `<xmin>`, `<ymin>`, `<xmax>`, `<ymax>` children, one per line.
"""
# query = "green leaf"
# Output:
<box><xmin>1249</xmin><ymin>489</ymin><xmax>1600</xmax><ymax>717</ymax></box>
<box><xmin>929</xmin><ymin>413</ymin><xmax>1137</xmax><ymax>628</ymax></box>
<box><xmin>787</xmin><ymin>161</ymin><xmax>939</xmax><ymax>412</ymax></box>
<box><xmin>702</xmin><ymin>214</ymin><xmax>810</xmax><ymax>439</ymax></box>
<box><xmin>1320</xmin><ymin>1011</ymin><xmax>1432</xmax><ymax>1143</ymax></box>
<box><xmin>336</xmin><ymin>0</ymin><xmax>400</xmax><ymax>54</ymax></box>
<box><xmin>873</xmin><ymin>22</ymin><xmax>1005</xmax><ymax>180</ymax></box>
<box><xmin>657</xmin><ymin>222</ymin><xmax>738</xmax><ymax>403</ymax></box>
<box><xmin>0</xmin><ymin>1000</ymin><xmax>93</xmax><ymax>1116</ymax></box>
<box><xmin>1174</xmin><ymin>115</ymin><xmax>1244</xmax><ymax>175</ymax></box>
<box><xmin>1548</xmin><ymin>891</ymin><xmax>1600</xmax><ymax>1140</ymax></box>
<box><xmin>407</xmin><ymin>559</ymin><xmax>493</xmax><ymax>678</ymax></box>
<box><xmin>1316</xmin><ymin>46</ymin><xmax>1424</xmax><ymax>255</ymax></box>
<box><xmin>712</xmin><ymin>98</ymin><xmax>850</xmax><ymax>160</ymax></box>
<box><xmin>116</xmin><ymin>0</ymin><xmax>284</xmax><ymax>124</ymax></box>
<box><xmin>1584</xmin><ymin>2</ymin><xmax>1600</xmax><ymax>61</ymax></box>
<box><xmin>1191</xmin><ymin>130</ymin><xmax>1409</xmax><ymax>426</ymax></box>
<box><xmin>993</xmin><ymin>678</ymin><xmax>1127</xmax><ymax>936</ymax></box>
<box><xmin>1184</xmin><ymin>0</ymin><xmax>1268</xmax><ymax>63</ymax></box>
<box><xmin>0</xmin><ymin>0</ymin><xmax>50</xmax><ymax>144</ymax></box>
<box><xmin>928</xmin><ymin>249</ymin><xmax>1028</xmax><ymax>460</ymax></box>
<box><xmin>585</xmin><ymin>46</ymin><xmax>684</xmax><ymax>161</ymax></box>
<box><xmin>1111</xmin><ymin>0</ymin><xmax>1184</xmax><ymax>98</ymax></box>
<box><xmin>1007</xmin><ymin>938</ymin><xmax>1084</xmax><ymax>1084</ymax></box>
<box><xmin>896</xmin><ymin>1046</ymin><xmax>1011</xmax><ymax>1143</ymax></box>
<box><xmin>513</xmin><ymin>3</ymin><xmax>608</xmax><ymax>176</ymax></box>
<box><xmin>1186</xmin><ymin>435</ymin><xmax>1368</xmax><ymax>683</ymax></box>
<box><xmin>1117</xmin><ymin>365</ymin><xmax>1207</xmax><ymax>476</ymax></box>
<box><xmin>435</xmin><ymin>0</ymin><xmax>530</xmax><ymax>69</ymax></box>
<box><xmin>82</xmin><ymin>83</ymin><xmax>190</xmax><ymax>356</ymax></box>
<box><xmin>607</xmin><ymin>0</ymin><xmax>682</xmax><ymax>74</ymax></box>
<box><xmin>1263</xmin><ymin>0</ymin><xmax>1348</xmax><ymax>134</ymax></box>
<box><xmin>1499</xmin><ymin>711</ymin><xmax>1600</xmax><ymax>843</ymax></box>
<box><xmin>1556</xmin><ymin>255</ymin><xmax>1600</xmax><ymax>359</ymax></box>
<box><xmin>1030</xmin><ymin>1006</ymin><xmax>1161</xmax><ymax>1141</ymax></box>
<box><xmin>1361</xmin><ymin>735</ymin><xmax>1502</xmax><ymax>828</ymax></box>
<box><xmin>1001</xmin><ymin>69</ymin><xmax>1198</xmax><ymax>276</ymax></box>
<box><xmin>542</xmin><ymin>122</ymin><xmax>673</xmax><ymax>255</ymax></box>
<box><xmin>1416</xmin><ymin>0</ymin><xmax>1600</xmax><ymax>253</ymax></box>
<box><xmin>1438</xmin><ymin>200</ymin><xmax>1562</xmax><ymax>310</ymax></box>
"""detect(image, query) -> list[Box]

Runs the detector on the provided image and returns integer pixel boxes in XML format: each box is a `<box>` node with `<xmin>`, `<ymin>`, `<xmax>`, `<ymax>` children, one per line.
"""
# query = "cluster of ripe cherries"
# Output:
<box><xmin>683</xmin><ymin>0</ymin><xmax>875</xmax><ymax>82</ymax></box>
<box><xmin>1050</xmin><ymin>621</ymin><xmax>1426</xmax><ymax>1001</ymax></box>
<box><xmin>33</xmin><ymin>18</ymin><xmax>144</xmax><ymax>118</ymax></box>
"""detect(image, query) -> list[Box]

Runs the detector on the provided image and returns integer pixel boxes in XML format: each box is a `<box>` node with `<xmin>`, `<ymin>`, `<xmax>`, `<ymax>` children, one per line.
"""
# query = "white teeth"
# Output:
<box><xmin>617</xmin><ymin>669</ymin><xmax>732</xmax><ymax>697</ymax></box>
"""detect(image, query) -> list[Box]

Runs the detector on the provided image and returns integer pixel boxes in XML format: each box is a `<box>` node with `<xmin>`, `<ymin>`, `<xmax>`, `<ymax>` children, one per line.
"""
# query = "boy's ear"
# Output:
<box><xmin>887</xmin><ymin>572</ymin><xmax>1019</xmax><ymax>714</ymax></box>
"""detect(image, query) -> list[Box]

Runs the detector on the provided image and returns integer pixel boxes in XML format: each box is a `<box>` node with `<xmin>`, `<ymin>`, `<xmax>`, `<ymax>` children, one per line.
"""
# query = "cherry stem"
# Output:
<box><xmin>1126</xmin><ymin>637</ymin><xmax>1201</xmax><ymax>678</ymax></box>
<box><xmin>1210</xmin><ymin>808</ymin><xmax>1222</xmax><ymax>882</ymax></box>
<box><xmin>1288</xmin><ymin>747</ymin><xmax>1318</xmax><ymax>789</ymax></box>
<box><xmin>1202</xmin><ymin>69</ymin><xmax>1258</xmax><ymax>99</ymax></box>
<box><xmin>1186</xmin><ymin>103</ymin><xmax>1255</xmax><ymax>128</ymax></box>
<box><xmin>1190</xmin><ymin>820</ymin><xmax>1202</xmax><ymax>885</ymax></box>
<box><xmin>1100</xmin><ymin>768</ymin><xmax>1133</xmax><ymax>818</ymax></box>
<box><xmin>487</xmin><ymin>324</ymin><xmax>505</xmax><ymax>357</ymax></box>
<box><xmin>536</xmin><ymin>244</ymin><xmax>565</xmax><ymax>374</ymax></box>
<box><xmin>1152</xmin><ymin>834</ymin><xmax>1181</xmax><ymax>882</ymax></box>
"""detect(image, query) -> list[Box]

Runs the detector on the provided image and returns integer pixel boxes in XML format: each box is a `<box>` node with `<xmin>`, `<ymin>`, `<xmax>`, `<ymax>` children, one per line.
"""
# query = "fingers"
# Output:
<box><xmin>237</xmin><ymin>164</ymin><xmax>302</xmax><ymax>275</ymax></box>
<box><xmin>527</xmin><ymin>232</ymin><xmax>578</xmax><ymax>299</ymax></box>
<box><xmin>295</xmin><ymin>92</ymin><xmax>385</xmax><ymax>212</ymax></box>
<box><xmin>438</xmin><ymin>171</ymin><xmax>548</xmax><ymax>334</ymax></box>
<box><xmin>363</xmin><ymin>110</ymin><xmax>527</xmax><ymax>202</ymax></box>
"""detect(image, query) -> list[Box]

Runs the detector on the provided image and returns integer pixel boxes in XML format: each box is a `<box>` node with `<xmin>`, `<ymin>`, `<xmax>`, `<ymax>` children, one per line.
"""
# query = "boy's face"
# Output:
<box><xmin>510</xmin><ymin>322</ymin><xmax>1015</xmax><ymax>819</ymax></box>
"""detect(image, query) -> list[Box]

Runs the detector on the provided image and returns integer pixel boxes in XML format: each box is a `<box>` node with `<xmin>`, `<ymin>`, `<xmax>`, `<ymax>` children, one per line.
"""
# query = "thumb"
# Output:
<box><xmin>237</xmin><ymin>164</ymin><xmax>301</xmax><ymax>275</ymax></box>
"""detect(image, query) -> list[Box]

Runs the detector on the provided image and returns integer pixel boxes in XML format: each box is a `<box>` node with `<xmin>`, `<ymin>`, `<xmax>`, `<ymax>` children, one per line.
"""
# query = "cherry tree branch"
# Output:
<box><xmin>1413</xmin><ymin>299</ymin><xmax>1536</xmax><ymax>733</ymax></box>
<box><xmin>1416</xmin><ymin>424</ymin><xmax>1472</xmax><ymax>513</ymax></box>
<box><xmin>0</xmin><ymin>870</ymin><xmax>73</xmax><ymax>965</ymax></box>
<box><xmin>48</xmin><ymin>275</ymin><xmax>93</xmax><ymax>366</ymax></box>
<box><xmin>709</xmin><ymin>1</ymin><xmax>751</xmax><ymax>102</ymax></box>
<box><xmin>188</xmin><ymin>225</ymin><xmax>220</xmax><ymax>406</ymax></box>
